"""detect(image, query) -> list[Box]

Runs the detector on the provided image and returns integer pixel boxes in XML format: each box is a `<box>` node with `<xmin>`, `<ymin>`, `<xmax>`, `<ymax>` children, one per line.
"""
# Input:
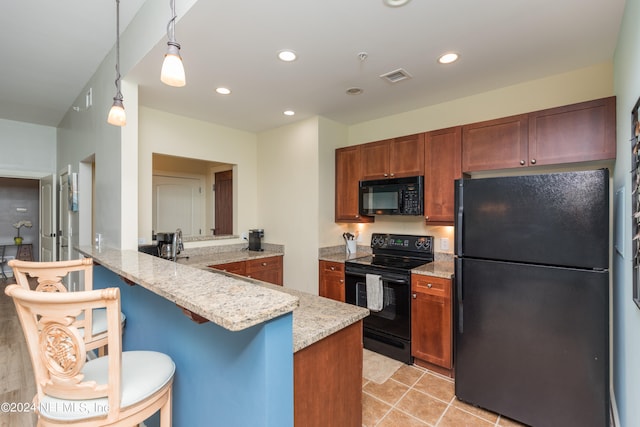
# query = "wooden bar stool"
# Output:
<box><xmin>5</xmin><ymin>285</ymin><xmax>174</xmax><ymax>426</ymax></box>
<box><xmin>9</xmin><ymin>258</ymin><xmax>126</xmax><ymax>355</ymax></box>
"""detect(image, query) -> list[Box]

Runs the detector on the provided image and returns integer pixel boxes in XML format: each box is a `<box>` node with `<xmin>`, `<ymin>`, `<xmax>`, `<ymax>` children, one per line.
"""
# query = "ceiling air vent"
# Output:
<box><xmin>379</xmin><ymin>68</ymin><xmax>412</xmax><ymax>83</ymax></box>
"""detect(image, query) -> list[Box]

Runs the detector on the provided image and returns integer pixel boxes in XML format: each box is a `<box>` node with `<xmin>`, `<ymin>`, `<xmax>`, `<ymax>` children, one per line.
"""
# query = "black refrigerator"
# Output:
<box><xmin>454</xmin><ymin>169</ymin><xmax>610</xmax><ymax>427</ymax></box>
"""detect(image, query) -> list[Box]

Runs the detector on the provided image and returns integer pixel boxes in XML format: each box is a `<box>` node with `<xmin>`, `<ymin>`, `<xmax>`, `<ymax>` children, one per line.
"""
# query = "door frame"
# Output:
<box><xmin>58</xmin><ymin>165</ymin><xmax>72</xmax><ymax>262</ymax></box>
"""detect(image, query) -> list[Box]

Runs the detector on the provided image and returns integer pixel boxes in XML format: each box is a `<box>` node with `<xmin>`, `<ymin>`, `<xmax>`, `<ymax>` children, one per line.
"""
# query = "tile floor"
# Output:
<box><xmin>362</xmin><ymin>358</ymin><xmax>527</xmax><ymax>427</ymax></box>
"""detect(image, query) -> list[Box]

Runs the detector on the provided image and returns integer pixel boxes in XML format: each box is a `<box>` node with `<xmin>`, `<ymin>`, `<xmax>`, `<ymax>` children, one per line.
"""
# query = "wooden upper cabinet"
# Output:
<box><xmin>424</xmin><ymin>127</ymin><xmax>462</xmax><ymax>224</ymax></box>
<box><xmin>335</xmin><ymin>146</ymin><xmax>373</xmax><ymax>223</ymax></box>
<box><xmin>361</xmin><ymin>134</ymin><xmax>425</xmax><ymax>180</ymax></box>
<box><xmin>462</xmin><ymin>114</ymin><xmax>529</xmax><ymax>172</ymax></box>
<box><xmin>360</xmin><ymin>139</ymin><xmax>390</xmax><ymax>180</ymax></box>
<box><xmin>528</xmin><ymin>96</ymin><xmax>616</xmax><ymax>166</ymax></box>
<box><xmin>462</xmin><ymin>97</ymin><xmax>616</xmax><ymax>173</ymax></box>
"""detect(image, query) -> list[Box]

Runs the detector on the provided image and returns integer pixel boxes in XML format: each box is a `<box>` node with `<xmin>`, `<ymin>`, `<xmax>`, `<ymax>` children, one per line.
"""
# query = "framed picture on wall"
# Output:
<box><xmin>68</xmin><ymin>172</ymin><xmax>78</xmax><ymax>212</ymax></box>
<box><xmin>631</xmin><ymin>96</ymin><xmax>640</xmax><ymax>309</ymax></box>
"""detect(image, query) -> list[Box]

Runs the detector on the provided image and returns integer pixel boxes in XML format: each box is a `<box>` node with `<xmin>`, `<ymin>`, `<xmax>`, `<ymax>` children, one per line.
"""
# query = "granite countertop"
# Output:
<box><xmin>203</xmin><ymin>270</ymin><xmax>370</xmax><ymax>352</ymax></box>
<box><xmin>76</xmin><ymin>246</ymin><xmax>298</xmax><ymax>332</ymax></box>
<box><xmin>318</xmin><ymin>251</ymin><xmax>372</xmax><ymax>264</ymax></box>
<box><xmin>319</xmin><ymin>247</ymin><xmax>455</xmax><ymax>279</ymax></box>
<box><xmin>411</xmin><ymin>259</ymin><xmax>455</xmax><ymax>279</ymax></box>
<box><xmin>77</xmin><ymin>245</ymin><xmax>369</xmax><ymax>353</ymax></box>
<box><xmin>178</xmin><ymin>249</ymin><xmax>284</xmax><ymax>269</ymax></box>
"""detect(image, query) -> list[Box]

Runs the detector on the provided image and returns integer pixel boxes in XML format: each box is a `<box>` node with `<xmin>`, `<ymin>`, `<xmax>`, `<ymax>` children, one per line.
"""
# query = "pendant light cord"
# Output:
<box><xmin>166</xmin><ymin>0</ymin><xmax>180</xmax><ymax>47</ymax></box>
<box><xmin>113</xmin><ymin>0</ymin><xmax>123</xmax><ymax>101</ymax></box>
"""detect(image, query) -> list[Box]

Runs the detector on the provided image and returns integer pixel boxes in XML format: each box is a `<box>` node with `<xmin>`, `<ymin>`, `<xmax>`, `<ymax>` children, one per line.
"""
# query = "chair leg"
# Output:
<box><xmin>159</xmin><ymin>387</ymin><xmax>173</xmax><ymax>427</ymax></box>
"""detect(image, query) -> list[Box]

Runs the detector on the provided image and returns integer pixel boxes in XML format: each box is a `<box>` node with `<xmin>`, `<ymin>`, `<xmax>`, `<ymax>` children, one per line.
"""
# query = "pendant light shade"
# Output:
<box><xmin>107</xmin><ymin>98</ymin><xmax>126</xmax><ymax>126</ymax></box>
<box><xmin>161</xmin><ymin>0</ymin><xmax>186</xmax><ymax>87</ymax></box>
<box><xmin>107</xmin><ymin>0</ymin><xmax>126</xmax><ymax>126</ymax></box>
<box><xmin>161</xmin><ymin>42</ymin><xmax>186</xmax><ymax>87</ymax></box>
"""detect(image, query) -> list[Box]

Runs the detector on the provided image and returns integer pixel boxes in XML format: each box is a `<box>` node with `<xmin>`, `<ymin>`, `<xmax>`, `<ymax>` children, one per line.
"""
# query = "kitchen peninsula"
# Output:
<box><xmin>76</xmin><ymin>246</ymin><xmax>368</xmax><ymax>427</ymax></box>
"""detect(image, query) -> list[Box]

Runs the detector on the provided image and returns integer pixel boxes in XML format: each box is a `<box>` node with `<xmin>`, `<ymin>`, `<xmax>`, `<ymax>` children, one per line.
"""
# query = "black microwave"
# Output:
<box><xmin>359</xmin><ymin>176</ymin><xmax>424</xmax><ymax>216</ymax></box>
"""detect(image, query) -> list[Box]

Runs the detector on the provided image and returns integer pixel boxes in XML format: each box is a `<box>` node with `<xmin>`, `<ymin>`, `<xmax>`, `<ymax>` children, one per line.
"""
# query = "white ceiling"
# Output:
<box><xmin>3</xmin><ymin>0</ymin><xmax>626</xmax><ymax>132</ymax></box>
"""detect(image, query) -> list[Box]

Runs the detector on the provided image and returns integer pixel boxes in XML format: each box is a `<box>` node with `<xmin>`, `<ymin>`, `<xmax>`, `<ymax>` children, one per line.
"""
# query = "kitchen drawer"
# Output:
<box><xmin>246</xmin><ymin>256</ymin><xmax>283</xmax><ymax>286</ymax></box>
<box><xmin>246</xmin><ymin>256</ymin><xmax>283</xmax><ymax>274</ymax></box>
<box><xmin>209</xmin><ymin>261</ymin><xmax>246</xmax><ymax>275</ymax></box>
<box><xmin>412</xmin><ymin>275</ymin><xmax>450</xmax><ymax>298</ymax></box>
<box><xmin>320</xmin><ymin>261</ymin><xmax>344</xmax><ymax>274</ymax></box>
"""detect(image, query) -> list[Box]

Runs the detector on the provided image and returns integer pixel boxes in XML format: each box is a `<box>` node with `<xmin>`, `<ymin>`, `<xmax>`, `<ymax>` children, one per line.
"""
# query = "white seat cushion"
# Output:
<box><xmin>90</xmin><ymin>308</ymin><xmax>126</xmax><ymax>336</ymax></box>
<box><xmin>38</xmin><ymin>351</ymin><xmax>175</xmax><ymax>422</ymax></box>
<box><xmin>77</xmin><ymin>308</ymin><xmax>126</xmax><ymax>337</ymax></box>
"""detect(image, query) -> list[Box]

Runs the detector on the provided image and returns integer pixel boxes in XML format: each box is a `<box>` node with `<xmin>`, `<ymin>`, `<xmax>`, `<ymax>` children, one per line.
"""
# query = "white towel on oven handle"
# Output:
<box><xmin>366</xmin><ymin>274</ymin><xmax>383</xmax><ymax>312</ymax></box>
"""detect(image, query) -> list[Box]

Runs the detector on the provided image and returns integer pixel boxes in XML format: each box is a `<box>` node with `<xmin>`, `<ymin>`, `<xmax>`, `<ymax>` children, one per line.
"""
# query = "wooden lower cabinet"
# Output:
<box><xmin>208</xmin><ymin>255</ymin><xmax>283</xmax><ymax>286</ymax></box>
<box><xmin>209</xmin><ymin>260</ymin><xmax>246</xmax><ymax>276</ymax></box>
<box><xmin>294</xmin><ymin>321</ymin><xmax>363</xmax><ymax>427</ymax></box>
<box><xmin>319</xmin><ymin>260</ymin><xmax>345</xmax><ymax>302</ymax></box>
<box><xmin>246</xmin><ymin>256</ymin><xmax>283</xmax><ymax>286</ymax></box>
<box><xmin>411</xmin><ymin>274</ymin><xmax>452</xmax><ymax>376</ymax></box>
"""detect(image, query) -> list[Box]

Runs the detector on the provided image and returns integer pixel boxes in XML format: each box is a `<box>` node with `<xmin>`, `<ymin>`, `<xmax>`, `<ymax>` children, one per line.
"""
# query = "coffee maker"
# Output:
<box><xmin>248</xmin><ymin>229</ymin><xmax>264</xmax><ymax>252</ymax></box>
<box><xmin>156</xmin><ymin>231</ymin><xmax>183</xmax><ymax>260</ymax></box>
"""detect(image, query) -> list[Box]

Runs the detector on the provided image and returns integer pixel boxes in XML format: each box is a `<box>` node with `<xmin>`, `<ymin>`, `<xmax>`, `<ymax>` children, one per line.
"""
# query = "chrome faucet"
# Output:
<box><xmin>171</xmin><ymin>228</ymin><xmax>183</xmax><ymax>261</ymax></box>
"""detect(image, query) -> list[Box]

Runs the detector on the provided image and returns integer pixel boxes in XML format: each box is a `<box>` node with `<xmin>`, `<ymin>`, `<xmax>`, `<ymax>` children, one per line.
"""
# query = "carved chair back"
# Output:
<box><xmin>5</xmin><ymin>285</ymin><xmax>123</xmax><ymax>422</ymax></box>
<box><xmin>8</xmin><ymin>258</ymin><xmax>107</xmax><ymax>351</ymax></box>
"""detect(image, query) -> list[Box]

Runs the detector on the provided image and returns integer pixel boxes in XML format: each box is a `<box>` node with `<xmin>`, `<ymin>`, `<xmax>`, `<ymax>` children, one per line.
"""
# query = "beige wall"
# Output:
<box><xmin>325</xmin><ymin>62</ymin><xmax>615</xmax><ymax>252</ymax></box>
<box><xmin>348</xmin><ymin>62</ymin><xmax>613</xmax><ymax>144</ymax></box>
<box><xmin>138</xmin><ymin>107</ymin><xmax>258</xmax><ymax>246</ymax></box>
<box><xmin>257</xmin><ymin>117</ymin><xmax>321</xmax><ymax>294</ymax></box>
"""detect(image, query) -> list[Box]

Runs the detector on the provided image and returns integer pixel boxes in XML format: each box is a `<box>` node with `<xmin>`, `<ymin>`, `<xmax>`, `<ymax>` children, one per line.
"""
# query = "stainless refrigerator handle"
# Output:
<box><xmin>455</xmin><ymin>258</ymin><xmax>463</xmax><ymax>334</ymax></box>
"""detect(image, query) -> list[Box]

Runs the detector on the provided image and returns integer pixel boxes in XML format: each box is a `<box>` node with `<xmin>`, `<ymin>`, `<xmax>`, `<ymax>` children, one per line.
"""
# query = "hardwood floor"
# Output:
<box><xmin>0</xmin><ymin>277</ymin><xmax>37</xmax><ymax>427</ymax></box>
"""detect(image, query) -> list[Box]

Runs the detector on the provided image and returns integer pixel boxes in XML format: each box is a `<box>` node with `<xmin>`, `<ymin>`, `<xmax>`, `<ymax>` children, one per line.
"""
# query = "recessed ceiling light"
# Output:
<box><xmin>277</xmin><ymin>50</ymin><xmax>297</xmax><ymax>62</ymax></box>
<box><xmin>438</xmin><ymin>52</ymin><xmax>459</xmax><ymax>64</ymax></box>
<box><xmin>283</xmin><ymin>110</ymin><xmax>295</xmax><ymax>116</ymax></box>
<box><xmin>215</xmin><ymin>87</ymin><xmax>231</xmax><ymax>95</ymax></box>
<box><xmin>383</xmin><ymin>0</ymin><xmax>411</xmax><ymax>7</ymax></box>
<box><xmin>346</xmin><ymin>87</ymin><xmax>363</xmax><ymax>95</ymax></box>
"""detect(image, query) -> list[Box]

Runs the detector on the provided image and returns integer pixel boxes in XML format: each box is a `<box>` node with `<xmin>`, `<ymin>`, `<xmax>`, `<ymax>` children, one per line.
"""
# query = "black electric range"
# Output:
<box><xmin>344</xmin><ymin>233</ymin><xmax>434</xmax><ymax>364</ymax></box>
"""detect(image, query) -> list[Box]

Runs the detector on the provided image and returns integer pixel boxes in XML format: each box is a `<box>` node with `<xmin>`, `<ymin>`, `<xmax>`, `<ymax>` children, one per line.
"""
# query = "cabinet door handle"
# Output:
<box><xmin>530</xmin><ymin>158</ymin><xmax>537</xmax><ymax>165</ymax></box>
<box><xmin>339</xmin><ymin>279</ymin><xmax>344</xmax><ymax>284</ymax></box>
<box><xmin>412</xmin><ymin>293</ymin><xmax>417</xmax><ymax>299</ymax></box>
<box><xmin>261</xmin><ymin>262</ymin><xmax>267</xmax><ymax>266</ymax></box>
<box><xmin>520</xmin><ymin>160</ymin><xmax>525</xmax><ymax>165</ymax></box>
<box><xmin>389</xmin><ymin>173</ymin><xmax>395</xmax><ymax>177</ymax></box>
<box><xmin>427</xmin><ymin>283</ymin><xmax>433</xmax><ymax>288</ymax></box>
<box><xmin>384</xmin><ymin>173</ymin><xmax>388</xmax><ymax>177</ymax></box>
<box><xmin>425</xmin><ymin>216</ymin><xmax>429</xmax><ymax>221</ymax></box>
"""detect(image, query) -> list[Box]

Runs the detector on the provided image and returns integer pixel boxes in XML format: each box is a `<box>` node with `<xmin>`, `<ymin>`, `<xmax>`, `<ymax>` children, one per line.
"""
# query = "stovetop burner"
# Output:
<box><xmin>345</xmin><ymin>254</ymin><xmax>431</xmax><ymax>270</ymax></box>
<box><xmin>345</xmin><ymin>233</ymin><xmax>434</xmax><ymax>273</ymax></box>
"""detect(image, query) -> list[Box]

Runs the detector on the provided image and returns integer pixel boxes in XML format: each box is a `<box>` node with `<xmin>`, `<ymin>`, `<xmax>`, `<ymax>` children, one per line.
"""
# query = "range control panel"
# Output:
<box><xmin>371</xmin><ymin>233</ymin><xmax>434</xmax><ymax>254</ymax></box>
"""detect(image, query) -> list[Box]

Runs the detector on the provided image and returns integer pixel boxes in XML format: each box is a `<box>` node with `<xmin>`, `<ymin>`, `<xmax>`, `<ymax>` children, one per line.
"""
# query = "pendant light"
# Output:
<box><xmin>107</xmin><ymin>0</ymin><xmax>126</xmax><ymax>126</ymax></box>
<box><xmin>160</xmin><ymin>0</ymin><xmax>186</xmax><ymax>87</ymax></box>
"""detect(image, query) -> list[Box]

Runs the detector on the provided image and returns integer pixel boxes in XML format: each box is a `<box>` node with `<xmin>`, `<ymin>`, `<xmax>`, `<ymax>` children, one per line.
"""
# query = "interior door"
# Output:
<box><xmin>214</xmin><ymin>170</ymin><xmax>233</xmax><ymax>235</ymax></box>
<box><xmin>153</xmin><ymin>175</ymin><xmax>204</xmax><ymax>236</ymax></box>
<box><xmin>40</xmin><ymin>174</ymin><xmax>56</xmax><ymax>262</ymax></box>
<box><xmin>58</xmin><ymin>166</ymin><xmax>72</xmax><ymax>262</ymax></box>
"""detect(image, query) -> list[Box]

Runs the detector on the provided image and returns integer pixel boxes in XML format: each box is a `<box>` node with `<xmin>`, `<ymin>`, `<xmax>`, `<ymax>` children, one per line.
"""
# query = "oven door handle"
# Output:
<box><xmin>345</xmin><ymin>271</ymin><xmax>409</xmax><ymax>285</ymax></box>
